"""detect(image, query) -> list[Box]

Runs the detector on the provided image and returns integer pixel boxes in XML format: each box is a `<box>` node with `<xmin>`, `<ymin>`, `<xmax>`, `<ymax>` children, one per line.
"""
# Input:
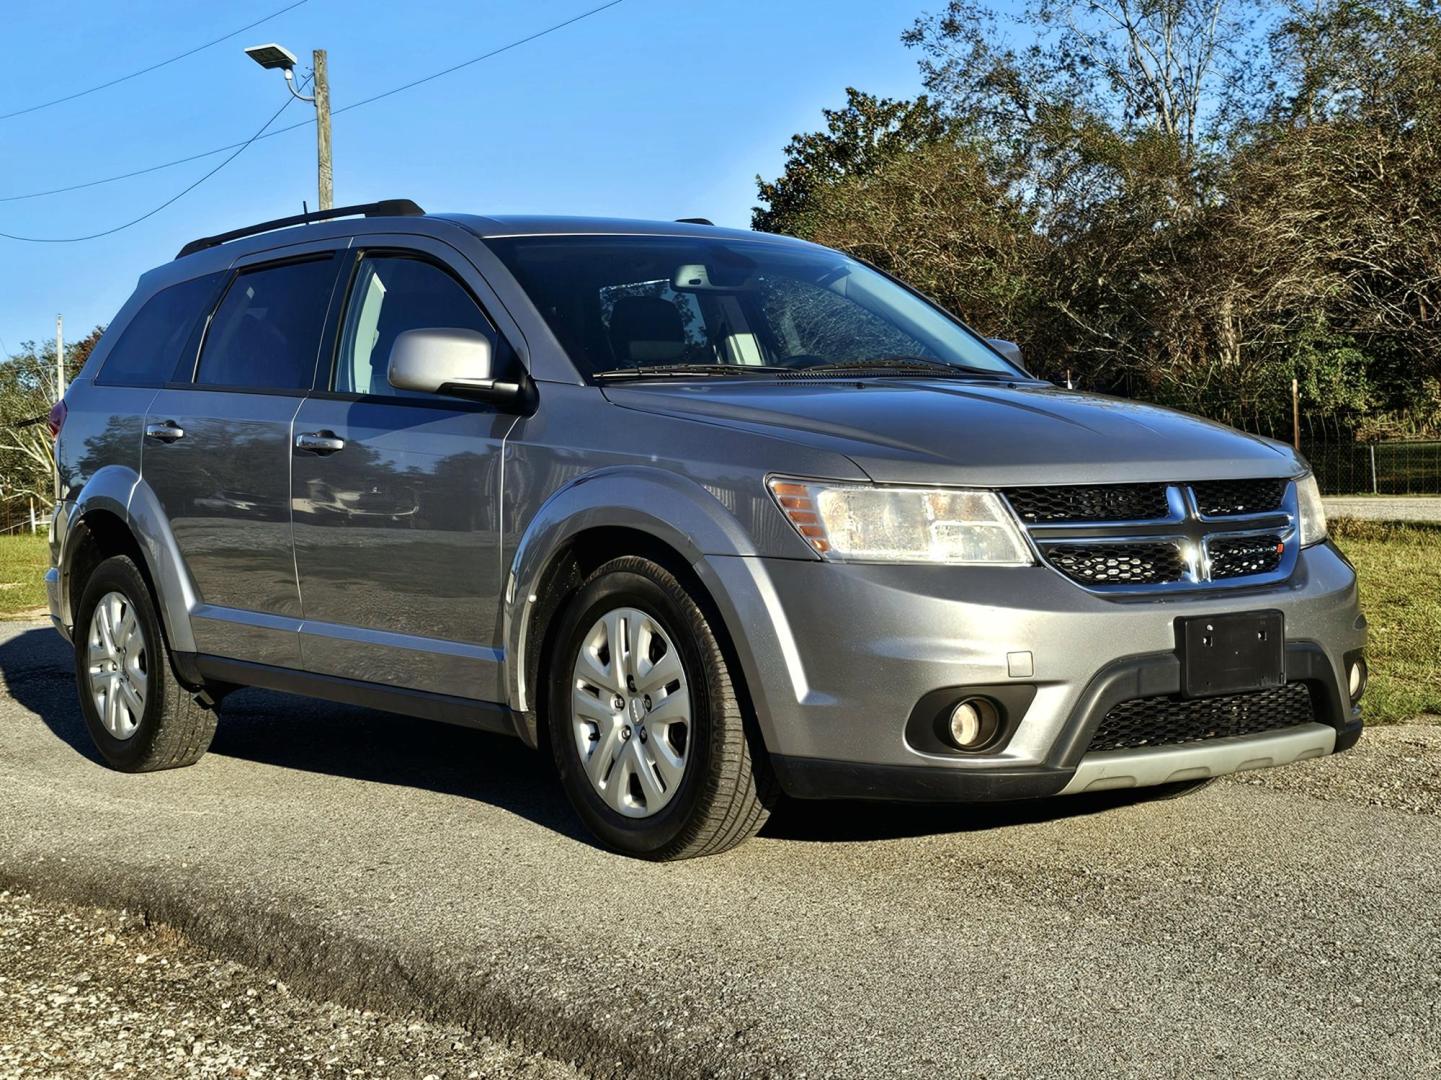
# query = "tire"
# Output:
<box><xmin>546</xmin><ymin>556</ymin><xmax>776</xmax><ymax>860</ymax></box>
<box><xmin>73</xmin><ymin>555</ymin><xmax>217</xmax><ymax>773</ymax></box>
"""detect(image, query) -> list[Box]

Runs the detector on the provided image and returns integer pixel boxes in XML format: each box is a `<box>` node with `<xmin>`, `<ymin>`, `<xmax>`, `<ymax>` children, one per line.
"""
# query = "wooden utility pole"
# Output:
<box><xmin>313</xmin><ymin>49</ymin><xmax>332</xmax><ymax>210</ymax></box>
<box><xmin>55</xmin><ymin>314</ymin><xmax>64</xmax><ymax>405</ymax></box>
<box><xmin>54</xmin><ymin>314</ymin><xmax>63</xmax><ymax>501</ymax></box>
<box><xmin>1291</xmin><ymin>378</ymin><xmax>1300</xmax><ymax>450</ymax></box>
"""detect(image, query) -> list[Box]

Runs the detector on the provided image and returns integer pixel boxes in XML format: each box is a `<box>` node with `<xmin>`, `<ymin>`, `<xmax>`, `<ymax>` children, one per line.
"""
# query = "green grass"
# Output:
<box><xmin>0</xmin><ymin>532</ymin><xmax>49</xmax><ymax>617</ymax></box>
<box><xmin>0</xmin><ymin>520</ymin><xmax>1433</xmax><ymax>721</ymax></box>
<box><xmin>1330</xmin><ymin>518</ymin><xmax>1441</xmax><ymax>724</ymax></box>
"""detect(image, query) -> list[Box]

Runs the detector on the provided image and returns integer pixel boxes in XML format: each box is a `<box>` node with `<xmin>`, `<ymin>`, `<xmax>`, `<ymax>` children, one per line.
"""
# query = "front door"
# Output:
<box><xmin>142</xmin><ymin>252</ymin><xmax>340</xmax><ymax>667</ymax></box>
<box><xmin>290</xmin><ymin>250</ymin><xmax>516</xmax><ymax>700</ymax></box>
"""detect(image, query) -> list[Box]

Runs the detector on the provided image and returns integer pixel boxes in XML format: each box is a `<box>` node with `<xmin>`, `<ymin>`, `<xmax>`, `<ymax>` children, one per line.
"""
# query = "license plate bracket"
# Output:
<box><xmin>1176</xmin><ymin>610</ymin><xmax>1285</xmax><ymax>698</ymax></box>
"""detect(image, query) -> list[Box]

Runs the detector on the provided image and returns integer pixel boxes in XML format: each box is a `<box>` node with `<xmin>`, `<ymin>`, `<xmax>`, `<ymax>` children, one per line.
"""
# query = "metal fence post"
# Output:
<box><xmin>1369</xmin><ymin>444</ymin><xmax>1378</xmax><ymax>495</ymax></box>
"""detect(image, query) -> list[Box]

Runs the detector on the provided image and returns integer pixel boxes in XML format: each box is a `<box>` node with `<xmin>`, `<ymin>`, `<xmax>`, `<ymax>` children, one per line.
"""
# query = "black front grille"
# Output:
<box><xmin>1191</xmin><ymin>478</ymin><xmax>1287</xmax><ymax>517</ymax></box>
<box><xmin>1209</xmin><ymin>535</ymin><xmax>1285</xmax><ymax>579</ymax></box>
<box><xmin>1088</xmin><ymin>683</ymin><xmax>1316</xmax><ymax>753</ymax></box>
<box><xmin>1041</xmin><ymin>542</ymin><xmax>1185</xmax><ymax>586</ymax></box>
<box><xmin>1005</xmin><ymin>484</ymin><xmax>1169</xmax><ymax>523</ymax></box>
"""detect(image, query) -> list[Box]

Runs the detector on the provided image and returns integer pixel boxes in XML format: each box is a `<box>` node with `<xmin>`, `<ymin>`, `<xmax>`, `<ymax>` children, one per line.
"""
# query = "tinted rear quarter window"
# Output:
<box><xmin>96</xmin><ymin>273</ymin><xmax>226</xmax><ymax>387</ymax></box>
<box><xmin>195</xmin><ymin>257</ymin><xmax>337</xmax><ymax>390</ymax></box>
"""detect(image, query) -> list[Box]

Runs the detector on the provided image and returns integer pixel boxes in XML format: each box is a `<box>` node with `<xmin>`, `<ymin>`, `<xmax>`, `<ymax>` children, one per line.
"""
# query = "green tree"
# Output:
<box><xmin>0</xmin><ymin>327</ymin><xmax>103</xmax><ymax>526</ymax></box>
<box><xmin>754</xmin><ymin>0</ymin><xmax>1441</xmax><ymax>438</ymax></box>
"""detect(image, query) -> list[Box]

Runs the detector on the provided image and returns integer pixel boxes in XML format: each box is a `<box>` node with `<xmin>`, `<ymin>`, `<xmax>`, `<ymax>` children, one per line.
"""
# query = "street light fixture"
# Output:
<box><xmin>244</xmin><ymin>41</ymin><xmax>333</xmax><ymax>210</ymax></box>
<box><xmin>243</xmin><ymin>42</ymin><xmax>297</xmax><ymax>71</ymax></box>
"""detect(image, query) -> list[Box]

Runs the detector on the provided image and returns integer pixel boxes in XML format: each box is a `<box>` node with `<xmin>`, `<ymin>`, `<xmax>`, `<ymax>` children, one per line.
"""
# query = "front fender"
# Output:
<box><xmin>503</xmin><ymin>466</ymin><xmax>808</xmax><ymax>720</ymax></box>
<box><xmin>67</xmin><ymin>465</ymin><xmax>200</xmax><ymax>656</ymax></box>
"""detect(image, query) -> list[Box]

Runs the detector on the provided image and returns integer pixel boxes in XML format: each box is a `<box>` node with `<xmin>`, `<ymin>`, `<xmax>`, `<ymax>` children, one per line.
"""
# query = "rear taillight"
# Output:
<box><xmin>47</xmin><ymin>400</ymin><xmax>67</xmax><ymax>440</ymax></box>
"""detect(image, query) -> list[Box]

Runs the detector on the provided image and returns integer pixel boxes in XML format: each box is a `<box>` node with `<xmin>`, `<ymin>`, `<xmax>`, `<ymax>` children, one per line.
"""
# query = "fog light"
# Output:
<box><xmin>948</xmin><ymin>697</ymin><xmax>1000</xmax><ymax>750</ymax></box>
<box><xmin>1348</xmin><ymin>658</ymin><xmax>1367</xmax><ymax>703</ymax></box>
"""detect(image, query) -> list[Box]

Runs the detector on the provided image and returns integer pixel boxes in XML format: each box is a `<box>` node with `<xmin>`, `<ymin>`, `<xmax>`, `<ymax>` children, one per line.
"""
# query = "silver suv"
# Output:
<box><xmin>45</xmin><ymin>200</ymin><xmax>1367</xmax><ymax>859</ymax></box>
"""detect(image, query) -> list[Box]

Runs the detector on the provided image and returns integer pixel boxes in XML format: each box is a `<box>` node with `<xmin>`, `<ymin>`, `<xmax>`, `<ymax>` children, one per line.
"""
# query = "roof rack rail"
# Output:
<box><xmin>675</xmin><ymin>217</ymin><xmax>714</xmax><ymax>226</ymax></box>
<box><xmin>176</xmin><ymin>198</ymin><xmax>426</xmax><ymax>259</ymax></box>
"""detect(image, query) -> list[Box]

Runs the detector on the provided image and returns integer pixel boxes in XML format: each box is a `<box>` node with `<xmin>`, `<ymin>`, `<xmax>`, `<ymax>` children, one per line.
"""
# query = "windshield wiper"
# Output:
<box><xmin>793</xmin><ymin>356</ymin><xmax>1012</xmax><ymax>378</ymax></box>
<box><xmin>593</xmin><ymin>363</ymin><xmax>790</xmax><ymax>380</ymax></box>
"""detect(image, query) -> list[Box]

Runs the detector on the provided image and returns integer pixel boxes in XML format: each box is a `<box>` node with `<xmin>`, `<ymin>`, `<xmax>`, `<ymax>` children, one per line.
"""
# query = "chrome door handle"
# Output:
<box><xmin>144</xmin><ymin>421</ymin><xmax>185</xmax><ymax>443</ymax></box>
<box><xmin>295</xmin><ymin>431</ymin><xmax>345</xmax><ymax>454</ymax></box>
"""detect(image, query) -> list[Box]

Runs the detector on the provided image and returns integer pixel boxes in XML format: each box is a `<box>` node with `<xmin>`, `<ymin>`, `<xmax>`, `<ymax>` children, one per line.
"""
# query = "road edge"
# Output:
<box><xmin>0</xmin><ymin>861</ymin><xmax>779</xmax><ymax>1080</ymax></box>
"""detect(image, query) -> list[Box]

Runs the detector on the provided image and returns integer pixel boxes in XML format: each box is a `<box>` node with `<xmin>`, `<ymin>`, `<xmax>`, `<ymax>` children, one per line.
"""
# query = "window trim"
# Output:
<box><xmin>181</xmin><ymin>252</ymin><xmax>343</xmax><ymax>396</ymax></box>
<box><xmin>319</xmin><ymin>247</ymin><xmax>508</xmax><ymax>407</ymax></box>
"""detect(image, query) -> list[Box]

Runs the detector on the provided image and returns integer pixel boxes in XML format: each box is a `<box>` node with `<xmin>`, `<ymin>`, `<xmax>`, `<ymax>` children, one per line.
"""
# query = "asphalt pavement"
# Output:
<box><xmin>2</xmin><ymin>619</ymin><xmax>1438</xmax><ymax>1079</ymax></box>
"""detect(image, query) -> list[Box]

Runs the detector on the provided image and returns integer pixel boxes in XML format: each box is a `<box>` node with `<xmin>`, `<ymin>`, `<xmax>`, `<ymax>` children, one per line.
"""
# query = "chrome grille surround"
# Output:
<box><xmin>1005</xmin><ymin>480</ymin><xmax>1299</xmax><ymax>594</ymax></box>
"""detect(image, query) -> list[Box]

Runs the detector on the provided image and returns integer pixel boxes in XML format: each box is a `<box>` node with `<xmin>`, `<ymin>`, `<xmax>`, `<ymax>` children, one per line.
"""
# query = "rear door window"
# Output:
<box><xmin>194</xmin><ymin>258</ymin><xmax>337</xmax><ymax>390</ymax></box>
<box><xmin>96</xmin><ymin>273</ymin><xmax>226</xmax><ymax>387</ymax></box>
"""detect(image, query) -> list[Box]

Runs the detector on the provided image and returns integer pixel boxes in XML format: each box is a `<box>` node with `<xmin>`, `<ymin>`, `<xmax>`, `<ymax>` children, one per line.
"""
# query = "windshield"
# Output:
<box><xmin>484</xmin><ymin>235</ymin><xmax>1022</xmax><ymax>379</ymax></box>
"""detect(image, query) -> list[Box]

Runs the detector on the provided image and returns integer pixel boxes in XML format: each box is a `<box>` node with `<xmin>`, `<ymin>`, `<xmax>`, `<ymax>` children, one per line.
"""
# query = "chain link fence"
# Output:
<box><xmin>1300</xmin><ymin>440</ymin><xmax>1441</xmax><ymax>496</ymax></box>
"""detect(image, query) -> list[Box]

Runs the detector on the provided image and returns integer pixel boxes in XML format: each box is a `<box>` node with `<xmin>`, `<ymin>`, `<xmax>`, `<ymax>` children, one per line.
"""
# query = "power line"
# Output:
<box><xmin>0</xmin><ymin>0</ymin><xmax>312</xmax><ymax>122</ymax></box>
<box><xmin>329</xmin><ymin>0</ymin><xmax>627</xmax><ymax>116</ymax></box>
<box><xmin>0</xmin><ymin>0</ymin><xmax>628</xmax><ymax>205</ymax></box>
<box><xmin>0</xmin><ymin>94</ymin><xmax>297</xmax><ymax>243</ymax></box>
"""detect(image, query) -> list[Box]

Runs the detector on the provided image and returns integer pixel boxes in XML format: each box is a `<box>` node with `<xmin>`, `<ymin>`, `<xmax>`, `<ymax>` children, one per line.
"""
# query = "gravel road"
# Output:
<box><xmin>1324</xmin><ymin>496</ymin><xmax>1441</xmax><ymax>523</ymax></box>
<box><xmin>0</xmin><ymin>890</ymin><xmax>581</xmax><ymax>1079</ymax></box>
<box><xmin>2</xmin><ymin>620</ymin><xmax>1438</xmax><ymax>1078</ymax></box>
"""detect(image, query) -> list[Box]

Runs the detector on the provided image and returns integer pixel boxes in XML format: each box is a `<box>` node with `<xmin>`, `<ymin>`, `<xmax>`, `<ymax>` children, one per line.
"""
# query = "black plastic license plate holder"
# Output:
<box><xmin>1176</xmin><ymin>610</ymin><xmax>1285</xmax><ymax>698</ymax></box>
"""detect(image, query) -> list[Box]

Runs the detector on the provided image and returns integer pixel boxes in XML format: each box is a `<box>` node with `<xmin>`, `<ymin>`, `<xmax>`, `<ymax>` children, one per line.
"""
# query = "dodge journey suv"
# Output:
<box><xmin>45</xmin><ymin>200</ymin><xmax>1367</xmax><ymax>859</ymax></box>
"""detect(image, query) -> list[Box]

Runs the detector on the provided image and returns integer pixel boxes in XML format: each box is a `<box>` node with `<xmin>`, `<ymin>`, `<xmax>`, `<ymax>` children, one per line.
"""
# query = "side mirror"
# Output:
<box><xmin>387</xmin><ymin>327</ymin><xmax>532</xmax><ymax>408</ymax></box>
<box><xmin>986</xmin><ymin>338</ymin><xmax>1023</xmax><ymax>367</ymax></box>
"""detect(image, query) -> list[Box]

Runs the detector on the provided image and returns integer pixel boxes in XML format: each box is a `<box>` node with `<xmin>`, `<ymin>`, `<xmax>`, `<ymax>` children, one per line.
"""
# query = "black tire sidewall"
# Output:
<box><xmin>547</xmin><ymin>565</ymin><xmax>719</xmax><ymax>856</ymax></box>
<box><xmin>73</xmin><ymin>556</ymin><xmax>171</xmax><ymax>770</ymax></box>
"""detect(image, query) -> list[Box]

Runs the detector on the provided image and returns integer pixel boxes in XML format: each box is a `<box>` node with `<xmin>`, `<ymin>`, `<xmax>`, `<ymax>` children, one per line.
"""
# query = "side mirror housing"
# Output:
<box><xmin>986</xmin><ymin>338</ymin><xmax>1023</xmax><ymax>367</ymax></box>
<box><xmin>387</xmin><ymin>327</ymin><xmax>533</xmax><ymax>409</ymax></box>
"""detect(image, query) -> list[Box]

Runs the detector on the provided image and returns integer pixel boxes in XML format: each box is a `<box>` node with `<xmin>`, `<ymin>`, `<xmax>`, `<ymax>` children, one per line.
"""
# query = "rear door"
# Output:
<box><xmin>290</xmin><ymin>242</ymin><xmax>517</xmax><ymax>700</ymax></box>
<box><xmin>142</xmin><ymin>247</ymin><xmax>343</xmax><ymax>667</ymax></box>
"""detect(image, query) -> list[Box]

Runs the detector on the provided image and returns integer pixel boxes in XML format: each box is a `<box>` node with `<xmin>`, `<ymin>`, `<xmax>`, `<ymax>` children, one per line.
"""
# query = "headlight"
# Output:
<box><xmin>768</xmin><ymin>478</ymin><xmax>1033</xmax><ymax>564</ymax></box>
<box><xmin>1297</xmin><ymin>472</ymin><xmax>1327</xmax><ymax>546</ymax></box>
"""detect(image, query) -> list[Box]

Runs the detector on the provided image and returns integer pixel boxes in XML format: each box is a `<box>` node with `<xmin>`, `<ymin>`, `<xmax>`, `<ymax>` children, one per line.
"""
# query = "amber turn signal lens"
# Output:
<box><xmin>767</xmin><ymin>479</ymin><xmax>831</xmax><ymax>553</ymax></box>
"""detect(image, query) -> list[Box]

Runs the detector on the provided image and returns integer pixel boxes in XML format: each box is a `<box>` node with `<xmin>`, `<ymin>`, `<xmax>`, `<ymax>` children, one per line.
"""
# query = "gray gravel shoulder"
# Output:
<box><xmin>1228</xmin><ymin>721</ymin><xmax>1441</xmax><ymax>814</ymax></box>
<box><xmin>0</xmin><ymin>889</ymin><xmax>584</xmax><ymax>1080</ymax></box>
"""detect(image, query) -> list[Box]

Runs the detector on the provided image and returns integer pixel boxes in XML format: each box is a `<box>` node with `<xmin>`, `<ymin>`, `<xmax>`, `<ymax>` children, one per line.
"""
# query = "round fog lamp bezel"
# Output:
<box><xmin>1348</xmin><ymin>657</ymin><xmax>1368</xmax><ymax>703</ymax></box>
<box><xmin>947</xmin><ymin>697</ymin><xmax>1002</xmax><ymax>751</ymax></box>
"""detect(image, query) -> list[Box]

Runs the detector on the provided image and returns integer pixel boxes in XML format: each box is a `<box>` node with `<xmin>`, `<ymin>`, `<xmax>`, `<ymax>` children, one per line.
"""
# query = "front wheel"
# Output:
<box><xmin>546</xmin><ymin>556</ymin><xmax>775</xmax><ymax>860</ymax></box>
<box><xmin>73</xmin><ymin>555</ymin><xmax>217</xmax><ymax>772</ymax></box>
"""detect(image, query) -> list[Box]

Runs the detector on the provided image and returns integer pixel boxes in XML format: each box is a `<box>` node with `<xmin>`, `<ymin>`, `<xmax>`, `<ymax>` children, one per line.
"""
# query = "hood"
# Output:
<box><xmin>602</xmin><ymin>378</ymin><xmax>1298</xmax><ymax>486</ymax></box>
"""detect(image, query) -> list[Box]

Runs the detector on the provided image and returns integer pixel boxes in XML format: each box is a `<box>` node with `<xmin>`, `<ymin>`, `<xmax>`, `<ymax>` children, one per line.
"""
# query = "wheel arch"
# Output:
<box><xmin>64</xmin><ymin>466</ymin><xmax>202</xmax><ymax>675</ymax></box>
<box><xmin>505</xmin><ymin>468</ymin><xmax>780</xmax><ymax>749</ymax></box>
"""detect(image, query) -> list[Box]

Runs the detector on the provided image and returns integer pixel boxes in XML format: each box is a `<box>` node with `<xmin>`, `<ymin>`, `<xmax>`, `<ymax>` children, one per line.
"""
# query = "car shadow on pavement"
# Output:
<box><xmin>208</xmin><ymin>685</ymin><xmax>591</xmax><ymax>843</ymax></box>
<box><xmin>2</xmin><ymin>626</ymin><xmax>1146</xmax><ymax>849</ymax></box>
<box><xmin>0</xmin><ymin>626</ymin><xmax>590</xmax><ymax>844</ymax></box>
<box><xmin>763</xmin><ymin>786</ymin><xmax>1158</xmax><ymax>843</ymax></box>
<box><xmin>0</xmin><ymin>627</ymin><xmax>106</xmax><ymax>765</ymax></box>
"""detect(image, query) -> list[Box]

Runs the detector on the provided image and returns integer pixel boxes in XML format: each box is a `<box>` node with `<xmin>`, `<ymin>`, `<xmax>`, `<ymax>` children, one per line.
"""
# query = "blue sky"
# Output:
<box><xmin>0</xmin><ymin>0</ymin><xmax>931</xmax><ymax>354</ymax></box>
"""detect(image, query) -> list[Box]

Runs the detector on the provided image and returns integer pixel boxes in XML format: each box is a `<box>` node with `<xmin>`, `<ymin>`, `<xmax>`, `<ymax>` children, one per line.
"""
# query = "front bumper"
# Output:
<box><xmin>698</xmin><ymin>540</ymin><xmax>1365</xmax><ymax>801</ymax></box>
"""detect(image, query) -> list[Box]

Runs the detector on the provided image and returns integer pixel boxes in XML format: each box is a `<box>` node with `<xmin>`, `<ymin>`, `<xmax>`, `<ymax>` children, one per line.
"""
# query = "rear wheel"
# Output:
<box><xmin>73</xmin><ymin>555</ymin><xmax>216</xmax><ymax>772</ymax></box>
<box><xmin>546</xmin><ymin>556</ymin><xmax>775</xmax><ymax>859</ymax></box>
